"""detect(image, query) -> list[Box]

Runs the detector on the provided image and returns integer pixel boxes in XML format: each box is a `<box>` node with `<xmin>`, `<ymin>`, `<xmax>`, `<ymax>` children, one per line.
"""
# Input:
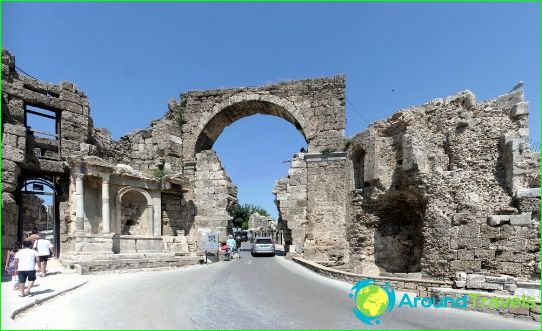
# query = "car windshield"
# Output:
<box><xmin>255</xmin><ymin>239</ymin><xmax>272</xmax><ymax>244</ymax></box>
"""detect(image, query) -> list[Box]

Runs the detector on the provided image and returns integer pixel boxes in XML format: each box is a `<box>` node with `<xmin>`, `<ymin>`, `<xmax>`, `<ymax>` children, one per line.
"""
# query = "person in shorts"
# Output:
<box><xmin>15</xmin><ymin>240</ymin><xmax>39</xmax><ymax>297</ymax></box>
<box><xmin>34</xmin><ymin>237</ymin><xmax>53</xmax><ymax>276</ymax></box>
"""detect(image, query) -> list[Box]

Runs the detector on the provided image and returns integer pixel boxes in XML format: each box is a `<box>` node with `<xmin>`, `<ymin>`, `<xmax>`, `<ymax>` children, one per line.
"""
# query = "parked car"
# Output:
<box><xmin>251</xmin><ymin>237</ymin><xmax>275</xmax><ymax>256</ymax></box>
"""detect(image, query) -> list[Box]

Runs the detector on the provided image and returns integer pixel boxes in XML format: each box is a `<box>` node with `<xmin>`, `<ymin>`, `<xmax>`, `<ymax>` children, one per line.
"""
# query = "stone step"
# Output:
<box><xmin>63</xmin><ymin>256</ymin><xmax>203</xmax><ymax>274</ymax></box>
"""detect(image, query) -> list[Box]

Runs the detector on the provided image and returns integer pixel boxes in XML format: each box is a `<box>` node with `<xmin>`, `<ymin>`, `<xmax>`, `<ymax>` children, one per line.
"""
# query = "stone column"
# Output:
<box><xmin>75</xmin><ymin>173</ymin><xmax>85</xmax><ymax>233</ymax></box>
<box><xmin>147</xmin><ymin>205</ymin><xmax>155</xmax><ymax>236</ymax></box>
<box><xmin>102</xmin><ymin>176</ymin><xmax>111</xmax><ymax>234</ymax></box>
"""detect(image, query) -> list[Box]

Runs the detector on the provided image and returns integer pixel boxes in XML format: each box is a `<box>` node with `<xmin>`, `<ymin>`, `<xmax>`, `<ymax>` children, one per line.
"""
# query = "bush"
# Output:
<box><xmin>320</xmin><ymin>147</ymin><xmax>336</xmax><ymax>155</ymax></box>
<box><xmin>152</xmin><ymin>168</ymin><xmax>167</xmax><ymax>179</ymax></box>
<box><xmin>342</xmin><ymin>139</ymin><xmax>351</xmax><ymax>151</ymax></box>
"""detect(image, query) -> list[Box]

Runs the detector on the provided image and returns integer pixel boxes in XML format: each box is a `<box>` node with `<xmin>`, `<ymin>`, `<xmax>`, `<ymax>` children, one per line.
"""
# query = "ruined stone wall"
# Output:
<box><xmin>248</xmin><ymin>212</ymin><xmax>273</xmax><ymax>230</ymax></box>
<box><xmin>273</xmin><ymin>154</ymin><xmax>308</xmax><ymax>249</ymax></box>
<box><xmin>2</xmin><ymin>49</ymin><xmax>94</xmax><ymax>253</ymax></box>
<box><xmin>161</xmin><ymin>193</ymin><xmax>183</xmax><ymax>236</ymax></box>
<box><xmin>346</xmin><ymin>90</ymin><xmax>540</xmax><ymax>281</ymax></box>
<box><xmin>273</xmin><ymin>152</ymin><xmax>351</xmax><ymax>266</ymax></box>
<box><xmin>21</xmin><ymin>194</ymin><xmax>49</xmax><ymax>233</ymax></box>
<box><xmin>161</xmin><ymin>193</ymin><xmax>196</xmax><ymax>236</ymax></box>
<box><xmin>2</xmin><ymin>49</ymin><xmax>190</xmax><ymax>257</ymax></box>
<box><xmin>303</xmin><ymin>155</ymin><xmax>349</xmax><ymax>267</ymax></box>
<box><xmin>190</xmin><ymin>150</ymin><xmax>237</xmax><ymax>242</ymax></box>
<box><xmin>177</xmin><ymin>76</ymin><xmax>346</xmax><ymax>162</ymax></box>
<box><xmin>3</xmin><ymin>47</ymin><xmax>538</xmax><ymax>281</ymax></box>
<box><xmin>105</xmin><ymin>109</ymin><xmax>184</xmax><ymax>176</ymax></box>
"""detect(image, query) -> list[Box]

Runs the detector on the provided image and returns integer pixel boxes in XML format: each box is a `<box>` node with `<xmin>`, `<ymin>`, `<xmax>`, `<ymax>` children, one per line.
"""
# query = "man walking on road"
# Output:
<box><xmin>14</xmin><ymin>240</ymin><xmax>39</xmax><ymax>297</ymax></box>
<box><xmin>34</xmin><ymin>237</ymin><xmax>53</xmax><ymax>276</ymax></box>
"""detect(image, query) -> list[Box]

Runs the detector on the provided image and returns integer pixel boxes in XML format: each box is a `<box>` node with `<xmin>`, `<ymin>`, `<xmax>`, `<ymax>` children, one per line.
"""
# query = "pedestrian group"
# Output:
<box><xmin>4</xmin><ymin>234</ymin><xmax>53</xmax><ymax>297</ymax></box>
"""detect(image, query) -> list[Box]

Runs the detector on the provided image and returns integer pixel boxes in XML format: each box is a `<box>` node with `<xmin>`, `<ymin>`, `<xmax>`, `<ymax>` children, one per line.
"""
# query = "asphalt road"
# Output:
<box><xmin>14</xmin><ymin>243</ymin><xmax>540</xmax><ymax>329</ymax></box>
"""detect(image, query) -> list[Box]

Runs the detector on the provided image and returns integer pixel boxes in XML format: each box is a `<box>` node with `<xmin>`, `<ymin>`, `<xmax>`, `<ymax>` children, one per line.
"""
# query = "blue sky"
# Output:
<box><xmin>2</xmin><ymin>2</ymin><xmax>539</xmax><ymax>218</ymax></box>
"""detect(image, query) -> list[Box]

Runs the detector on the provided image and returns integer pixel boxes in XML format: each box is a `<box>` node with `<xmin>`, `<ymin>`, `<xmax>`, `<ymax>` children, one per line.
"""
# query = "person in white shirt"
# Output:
<box><xmin>14</xmin><ymin>240</ymin><xmax>39</xmax><ymax>297</ymax></box>
<box><xmin>33</xmin><ymin>238</ymin><xmax>53</xmax><ymax>276</ymax></box>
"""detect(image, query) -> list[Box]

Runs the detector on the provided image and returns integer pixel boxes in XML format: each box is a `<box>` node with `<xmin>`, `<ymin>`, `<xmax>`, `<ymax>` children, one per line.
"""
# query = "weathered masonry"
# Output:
<box><xmin>2</xmin><ymin>49</ymin><xmax>539</xmax><ymax>288</ymax></box>
<box><xmin>1</xmin><ymin>49</ymin><xmax>347</xmax><ymax>270</ymax></box>
<box><xmin>343</xmin><ymin>90</ymin><xmax>540</xmax><ymax>283</ymax></box>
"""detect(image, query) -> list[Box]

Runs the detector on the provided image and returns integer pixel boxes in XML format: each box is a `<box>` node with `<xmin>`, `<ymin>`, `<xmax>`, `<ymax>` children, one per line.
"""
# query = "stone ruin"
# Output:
<box><xmin>343</xmin><ymin>90</ymin><xmax>540</xmax><ymax>283</ymax></box>
<box><xmin>21</xmin><ymin>193</ymin><xmax>52</xmax><ymax>234</ymax></box>
<box><xmin>1</xmin><ymin>49</ymin><xmax>540</xmax><ymax>283</ymax></box>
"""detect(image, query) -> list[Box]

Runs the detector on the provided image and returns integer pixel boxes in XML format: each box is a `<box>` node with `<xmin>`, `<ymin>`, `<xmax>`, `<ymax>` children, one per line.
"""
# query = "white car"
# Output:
<box><xmin>251</xmin><ymin>237</ymin><xmax>275</xmax><ymax>256</ymax></box>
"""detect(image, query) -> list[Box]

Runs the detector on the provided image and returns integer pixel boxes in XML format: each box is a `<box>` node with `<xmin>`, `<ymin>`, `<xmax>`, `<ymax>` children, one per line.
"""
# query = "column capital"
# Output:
<box><xmin>75</xmin><ymin>173</ymin><xmax>84</xmax><ymax>180</ymax></box>
<box><xmin>102</xmin><ymin>175</ymin><xmax>110</xmax><ymax>183</ymax></box>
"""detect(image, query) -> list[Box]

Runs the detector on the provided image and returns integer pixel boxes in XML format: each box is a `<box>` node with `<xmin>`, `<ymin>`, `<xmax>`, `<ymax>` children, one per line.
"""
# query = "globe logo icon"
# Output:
<box><xmin>349</xmin><ymin>279</ymin><xmax>396</xmax><ymax>325</ymax></box>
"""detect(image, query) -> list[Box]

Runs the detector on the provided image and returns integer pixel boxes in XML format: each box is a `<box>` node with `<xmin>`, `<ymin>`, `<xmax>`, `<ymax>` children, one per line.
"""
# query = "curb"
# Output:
<box><xmin>10</xmin><ymin>280</ymin><xmax>89</xmax><ymax>319</ymax></box>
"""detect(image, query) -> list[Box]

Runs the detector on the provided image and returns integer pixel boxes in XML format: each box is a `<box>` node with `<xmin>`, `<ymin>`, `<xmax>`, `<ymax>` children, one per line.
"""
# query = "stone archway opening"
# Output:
<box><xmin>194</xmin><ymin>100</ymin><xmax>307</xmax><ymax>155</ymax></box>
<box><xmin>178</xmin><ymin>77</ymin><xmax>346</xmax><ymax>253</ymax></box>
<box><xmin>351</xmin><ymin>147</ymin><xmax>366</xmax><ymax>189</ymax></box>
<box><xmin>189</xmin><ymin>99</ymin><xmax>310</xmax><ymax>240</ymax></box>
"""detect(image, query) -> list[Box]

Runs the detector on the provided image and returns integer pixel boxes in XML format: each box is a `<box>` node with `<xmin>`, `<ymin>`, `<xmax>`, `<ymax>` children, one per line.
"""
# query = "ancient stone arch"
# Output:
<box><xmin>180</xmin><ymin>75</ymin><xmax>346</xmax><ymax>163</ymax></box>
<box><xmin>115</xmin><ymin>186</ymin><xmax>155</xmax><ymax>236</ymax></box>
<box><xmin>194</xmin><ymin>93</ymin><xmax>308</xmax><ymax>155</ymax></box>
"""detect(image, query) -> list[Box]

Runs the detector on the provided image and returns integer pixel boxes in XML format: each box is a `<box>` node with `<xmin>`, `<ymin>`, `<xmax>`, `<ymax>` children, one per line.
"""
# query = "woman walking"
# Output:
<box><xmin>4</xmin><ymin>242</ymin><xmax>20</xmax><ymax>290</ymax></box>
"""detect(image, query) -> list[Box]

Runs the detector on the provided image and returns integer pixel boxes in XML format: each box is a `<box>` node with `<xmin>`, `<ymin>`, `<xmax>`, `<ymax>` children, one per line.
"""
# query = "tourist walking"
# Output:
<box><xmin>14</xmin><ymin>240</ymin><xmax>39</xmax><ymax>297</ymax></box>
<box><xmin>34</xmin><ymin>237</ymin><xmax>53</xmax><ymax>276</ymax></box>
<box><xmin>4</xmin><ymin>242</ymin><xmax>20</xmax><ymax>290</ymax></box>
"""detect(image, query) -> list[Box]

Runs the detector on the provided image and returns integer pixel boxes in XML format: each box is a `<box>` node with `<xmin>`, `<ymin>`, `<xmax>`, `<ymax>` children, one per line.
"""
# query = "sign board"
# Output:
<box><xmin>204</xmin><ymin>232</ymin><xmax>220</xmax><ymax>251</ymax></box>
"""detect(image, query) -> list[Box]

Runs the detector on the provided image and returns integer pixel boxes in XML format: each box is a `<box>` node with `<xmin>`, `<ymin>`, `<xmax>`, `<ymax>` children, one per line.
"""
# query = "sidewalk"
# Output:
<box><xmin>1</xmin><ymin>258</ymin><xmax>88</xmax><ymax>329</ymax></box>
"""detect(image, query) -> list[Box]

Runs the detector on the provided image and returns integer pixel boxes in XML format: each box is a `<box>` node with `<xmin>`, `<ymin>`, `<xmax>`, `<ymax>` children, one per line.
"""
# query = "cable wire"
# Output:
<box><xmin>15</xmin><ymin>65</ymin><xmax>39</xmax><ymax>81</ymax></box>
<box><xmin>346</xmin><ymin>98</ymin><xmax>371</xmax><ymax>127</ymax></box>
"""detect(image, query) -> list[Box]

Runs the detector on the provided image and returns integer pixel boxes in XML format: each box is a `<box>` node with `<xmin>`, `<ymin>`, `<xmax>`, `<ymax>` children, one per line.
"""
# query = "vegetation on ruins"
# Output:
<box><xmin>176</xmin><ymin>107</ymin><xmax>187</xmax><ymax>129</ymax></box>
<box><xmin>151</xmin><ymin>168</ymin><xmax>168</xmax><ymax>179</ymax></box>
<box><xmin>155</xmin><ymin>149</ymin><xmax>165</xmax><ymax>157</ymax></box>
<box><xmin>320</xmin><ymin>147</ymin><xmax>336</xmax><ymax>155</ymax></box>
<box><xmin>342</xmin><ymin>138</ymin><xmax>351</xmax><ymax>152</ymax></box>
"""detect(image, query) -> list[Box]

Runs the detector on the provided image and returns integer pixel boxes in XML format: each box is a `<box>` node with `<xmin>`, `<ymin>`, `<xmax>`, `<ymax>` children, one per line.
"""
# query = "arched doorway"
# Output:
<box><xmin>15</xmin><ymin>176</ymin><xmax>60</xmax><ymax>257</ymax></box>
<box><xmin>115</xmin><ymin>187</ymin><xmax>155</xmax><ymax>235</ymax></box>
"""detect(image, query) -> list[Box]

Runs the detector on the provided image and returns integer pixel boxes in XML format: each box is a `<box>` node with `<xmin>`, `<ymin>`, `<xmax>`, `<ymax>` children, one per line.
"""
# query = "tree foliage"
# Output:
<box><xmin>232</xmin><ymin>203</ymin><xmax>269</xmax><ymax>229</ymax></box>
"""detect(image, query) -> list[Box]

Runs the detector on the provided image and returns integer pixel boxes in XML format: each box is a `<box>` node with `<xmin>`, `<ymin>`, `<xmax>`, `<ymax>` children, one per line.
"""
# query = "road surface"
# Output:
<box><xmin>13</xmin><ymin>243</ymin><xmax>540</xmax><ymax>329</ymax></box>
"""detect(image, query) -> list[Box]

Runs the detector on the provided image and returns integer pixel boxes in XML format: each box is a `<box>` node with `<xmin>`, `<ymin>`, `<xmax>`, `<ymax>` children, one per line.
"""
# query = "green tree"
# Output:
<box><xmin>232</xmin><ymin>203</ymin><xmax>270</xmax><ymax>230</ymax></box>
